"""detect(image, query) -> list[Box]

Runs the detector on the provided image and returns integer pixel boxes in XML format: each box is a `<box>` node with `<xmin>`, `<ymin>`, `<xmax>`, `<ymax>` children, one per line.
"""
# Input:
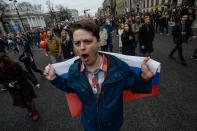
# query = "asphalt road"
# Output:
<box><xmin>0</xmin><ymin>31</ymin><xmax>197</xmax><ymax>131</ymax></box>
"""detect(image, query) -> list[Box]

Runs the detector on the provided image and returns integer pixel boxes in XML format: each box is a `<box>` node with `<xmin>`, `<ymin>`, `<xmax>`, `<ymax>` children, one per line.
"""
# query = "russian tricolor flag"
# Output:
<box><xmin>53</xmin><ymin>52</ymin><xmax>161</xmax><ymax>118</ymax></box>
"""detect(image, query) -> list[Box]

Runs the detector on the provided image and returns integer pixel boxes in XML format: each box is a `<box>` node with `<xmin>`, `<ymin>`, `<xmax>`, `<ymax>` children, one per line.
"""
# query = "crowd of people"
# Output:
<box><xmin>0</xmin><ymin>4</ymin><xmax>196</xmax><ymax>130</ymax></box>
<box><xmin>0</xmin><ymin>5</ymin><xmax>196</xmax><ymax>62</ymax></box>
<box><xmin>94</xmin><ymin>5</ymin><xmax>197</xmax><ymax>64</ymax></box>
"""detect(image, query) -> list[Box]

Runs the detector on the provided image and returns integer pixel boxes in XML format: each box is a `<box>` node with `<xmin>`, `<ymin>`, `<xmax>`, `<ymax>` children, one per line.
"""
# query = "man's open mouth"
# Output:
<box><xmin>81</xmin><ymin>54</ymin><xmax>89</xmax><ymax>59</ymax></box>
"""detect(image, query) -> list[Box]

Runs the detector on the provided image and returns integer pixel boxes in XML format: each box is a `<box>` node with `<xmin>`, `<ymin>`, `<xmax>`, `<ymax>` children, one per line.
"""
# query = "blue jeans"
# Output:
<box><xmin>161</xmin><ymin>23</ymin><xmax>169</xmax><ymax>34</ymax></box>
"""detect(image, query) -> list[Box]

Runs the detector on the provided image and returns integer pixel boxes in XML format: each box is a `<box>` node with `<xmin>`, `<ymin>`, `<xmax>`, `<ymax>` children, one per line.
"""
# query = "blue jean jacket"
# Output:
<box><xmin>51</xmin><ymin>54</ymin><xmax>152</xmax><ymax>131</ymax></box>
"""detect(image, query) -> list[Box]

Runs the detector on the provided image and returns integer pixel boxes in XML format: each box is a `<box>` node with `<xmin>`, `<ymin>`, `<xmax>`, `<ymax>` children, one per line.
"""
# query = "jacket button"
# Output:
<box><xmin>87</xmin><ymin>120</ymin><xmax>90</xmax><ymax>123</ymax></box>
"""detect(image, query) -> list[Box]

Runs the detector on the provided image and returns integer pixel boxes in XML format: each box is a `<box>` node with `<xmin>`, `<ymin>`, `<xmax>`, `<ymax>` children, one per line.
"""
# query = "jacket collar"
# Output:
<box><xmin>70</xmin><ymin>53</ymin><xmax>124</xmax><ymax>84</ymax></box>
<box><xmin>80</xmin><ymin>54</ymin><xmax>108</xmax><ymax>73</ymax></box>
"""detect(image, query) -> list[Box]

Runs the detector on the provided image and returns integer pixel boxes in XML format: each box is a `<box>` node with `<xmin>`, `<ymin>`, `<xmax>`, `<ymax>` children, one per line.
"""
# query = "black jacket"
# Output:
<box><xmin>0</xmin><ymin>38</ymin><xmax>6</xmax><ymax>53</ymax></box>
<box><xmin>0</xmin><ymin>63</ymin><xmax>37</xmax><ymax>107</ymax></box>
<box><xmin>61</xmin><ymin>39</ymin><xmax>74</xmax><ymax>59</ymax></box>
<box><xmin>172</xmin><ymin>23</ymin><xmax>193</xmax><ymax>44</ymax></box>
<box><xmin>139</xmin><ymin>24</ymin><xmax>155</xmax><ymax>52</ymax></box>
<box><xmin>121</xmin><ymin>31</ymin><xmax>136</xmax><ymax>55</ymax></box>
<box><xmin>19</xmin><ymin>40</ymin><xmax>33</xmax><ymax>63</ymax></box>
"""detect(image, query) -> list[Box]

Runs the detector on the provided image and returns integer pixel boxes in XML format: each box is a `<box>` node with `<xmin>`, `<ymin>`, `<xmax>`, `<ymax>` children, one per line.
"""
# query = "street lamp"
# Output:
<box><xmin>84</xmin><ymin>9</ymin><xmax>90</xmax><ymax>16</ymax></box>
<box><xmin>51</xmin><ymin>8</ymin><xmax>57</xmax><ymax>25</ymax></box>
<box><xmin>9</xmin><ymin>0</ymin><xmax>26</xmax><ymax>31</ymax></box>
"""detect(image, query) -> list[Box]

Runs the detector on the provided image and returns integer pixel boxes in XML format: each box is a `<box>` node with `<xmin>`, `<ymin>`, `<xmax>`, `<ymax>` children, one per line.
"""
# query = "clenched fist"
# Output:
<box><xmin>43</xmin><ymin>64</ymin><xmax>57</xmax><ymax>80</ymax></box>
<box><xmin>141</xmin><ymin>57</ymin><xmax>153</xmax><ymax>81</ymax></box>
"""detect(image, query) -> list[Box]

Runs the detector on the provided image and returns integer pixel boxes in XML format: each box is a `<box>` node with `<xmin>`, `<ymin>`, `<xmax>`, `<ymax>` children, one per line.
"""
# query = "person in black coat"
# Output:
<box><xmin>17</xmin><ymin>37</ymin><xmax>43</xmax><ymax>79</ymax></box>
<box><xmin>60</xmin><ymin>29</ymin><xmax>74</xmax><ymax>60</ymax></box>
<box><xmin>186</xmin><ymin>6</ymin><xmax>196</xmax><ymax>28</ymax></box>
<box><xmin>169</xmin><ymin>14</ymin><xmax>196</xmax><ymax>66</ymax></box>
<box><xmin>0</xmin><ymin>53</ymin><xmax>40</xmax><ymax>121</ymax></box>
<box><xmin>121</xmin><ymin>23</ymin><xmax>136</xmax><ymax>55</ymax></box>
<box><xmin>0</xmin><ymin>36</ymin><xmax>8</xmax><ymax>91</ymax></box>
<box><xmin>139</xmin><ymin>16</ymin><xmax>155</xmax><ymax>57</ymax></box>
<box><xmin>0</xmin><ymin>36</ymin><xmax>6</xmax><ymax>53</ymax></box>
<box><xmin>0</xmin><ymin>36</ymin><xmax>9</xmax><ymax>91</ymax></box>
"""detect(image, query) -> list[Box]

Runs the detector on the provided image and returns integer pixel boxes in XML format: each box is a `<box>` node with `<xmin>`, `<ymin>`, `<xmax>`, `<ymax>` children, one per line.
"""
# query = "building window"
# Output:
<box><xmin>156</xmin><ymin>0</ymin><xmax>159</xmax><ymax>5</ymax></box>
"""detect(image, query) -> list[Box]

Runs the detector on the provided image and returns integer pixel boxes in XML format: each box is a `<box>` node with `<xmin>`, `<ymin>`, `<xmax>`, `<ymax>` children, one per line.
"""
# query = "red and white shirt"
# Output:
<box><xmin>80</xmin><ymin>54</ymin><xmax>108</xmax><ymax>98</ymax></box>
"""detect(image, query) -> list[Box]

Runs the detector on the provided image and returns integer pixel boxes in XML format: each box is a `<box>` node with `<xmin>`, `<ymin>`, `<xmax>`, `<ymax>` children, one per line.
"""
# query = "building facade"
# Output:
<box><xmin>97</xmin><ymin>0</ymin><xmax>196</xmax><ymax>18</ymax></box>
<box><xmin>2</xmin><ymin>4</ymin><xmax>46</xmax><ymax>33</ymax></box>
<box><xmin>141</xmin><ymin>0</ymin><xmax>172</xmax><ymax>12</ymax></box>
<box><xmin>116</xmin><ymin>0</ymin><xmax>125</xmax><ymax>16</ymax></box>
<box><xmin>97</xmin><ymin>7</ymin><xmax>105</xmax><ymax>18</ymax></box>
<box><xmin>124</xmin><ymin>0</ymin><xmax>140</xmax><ymax>13</ymax></box>
<box><xmin>103</xmin><ymin>0</ymin><xmax>111</xmax><ymax>16</ymax></box>
<box><xmin>140</xmin><ymin>0</ymin><xmax>196</xmax><ymax>12</ymax></box>
<box><xmin>69</xmin><ymin>9</ymin><xmax>79</xmax><ymax>20</ymax></box>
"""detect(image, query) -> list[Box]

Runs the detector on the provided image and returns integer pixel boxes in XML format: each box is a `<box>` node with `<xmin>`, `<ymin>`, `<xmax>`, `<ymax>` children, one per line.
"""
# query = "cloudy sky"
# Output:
<box><xmin>16</xmin><ymin>0</ymin><xmax>104</xmax><ymax>16</ymax></box>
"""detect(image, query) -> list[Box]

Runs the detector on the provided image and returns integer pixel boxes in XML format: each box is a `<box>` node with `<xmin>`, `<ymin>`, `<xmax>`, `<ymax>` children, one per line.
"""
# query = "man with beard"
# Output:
<box><xmin>44</xmin><ymin>20</ymin><xmax>154</xmax><ymax>131</ymax></box>
<box><xmin>45</xmin><ymin>29</ymin><xmax>62</xmax><ymax>63</ymax></box>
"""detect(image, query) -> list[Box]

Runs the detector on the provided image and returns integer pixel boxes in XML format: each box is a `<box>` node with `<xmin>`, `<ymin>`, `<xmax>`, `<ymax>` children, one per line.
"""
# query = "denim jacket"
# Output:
<box><xmin>51</xmin><ymin>54</ymin><xmax>152</xmax><ymax>131</ymax></box>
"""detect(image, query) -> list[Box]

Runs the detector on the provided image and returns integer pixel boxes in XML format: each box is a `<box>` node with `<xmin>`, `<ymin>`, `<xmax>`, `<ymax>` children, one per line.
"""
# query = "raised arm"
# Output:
<box><xmin>124</xmin><ymin>57</ymin><xmax>153</xmax><ymax>93</ymax></box>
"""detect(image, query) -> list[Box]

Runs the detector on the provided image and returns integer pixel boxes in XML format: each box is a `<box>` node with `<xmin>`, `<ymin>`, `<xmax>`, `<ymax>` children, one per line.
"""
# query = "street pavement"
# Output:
<box><xmin>0</xmin><ymin>31</ymin><xmax>197</xmax><ymax>131</ymax></box>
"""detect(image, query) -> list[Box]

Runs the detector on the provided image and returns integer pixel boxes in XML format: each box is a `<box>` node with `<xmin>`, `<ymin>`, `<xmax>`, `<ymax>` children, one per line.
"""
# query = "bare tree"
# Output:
<box><xmin>46</xmin><ymin>0</ymin><xmax>54</xmax><ymax>12</ymax></box>
<box><xmin>56</xmin><ymin>4</ymin><xmax>71</xmax><ymax>21</ymax></box>
<box><xmin>46</xmin><ymin>0</ymin><xmax>57</xmax><ymax>25</ymax></box>
<box><xmin>17</xmin><ymin>1</ymin><xmax>33</xmax><ymax>13</ymax></box>
<box><xmin>55</xmin><ymin>4</ymin><xmax>64</xmax><ymax>11</ymax></box>
<box><xmin>33</xmin><ymin>4</ymin><xmax>42</xmax><ymax>12</ymax></box>
<box><xmin>0</xmin><ymin>0</ymin><xmax>9</xmax><ymax>33</ymax></box>
<box><xmin>0</xmin><ymin>0</ymin><xmax>9</xmax><ymax>18</ymax></box>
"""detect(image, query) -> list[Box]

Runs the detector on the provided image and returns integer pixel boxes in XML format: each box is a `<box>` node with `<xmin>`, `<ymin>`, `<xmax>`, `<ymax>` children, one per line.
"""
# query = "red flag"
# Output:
<box><xmin>65</xmin><ymin>93</ymin><xmax>82</xmax><ymax>118</ymax></box>
<box><xmin>123</xmin><ymin>85</ymin><xmax>159</xmax><ymax>102</ymax></box>
<box><xmin>65</xmin><ymin>85</ymin><xmax>159</xmax><ymax>118</ymax></box>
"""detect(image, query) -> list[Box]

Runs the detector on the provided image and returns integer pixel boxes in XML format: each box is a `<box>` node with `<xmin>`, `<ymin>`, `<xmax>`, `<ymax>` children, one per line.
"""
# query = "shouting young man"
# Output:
<box><xmin>44</xmin><ymin>20</ymin><xmax>154</xmax><ymax>131</ymax></box>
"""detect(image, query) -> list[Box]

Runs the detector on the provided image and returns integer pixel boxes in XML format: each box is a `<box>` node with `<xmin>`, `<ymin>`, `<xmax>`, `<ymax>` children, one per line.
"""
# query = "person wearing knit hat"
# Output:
<box><xmin>17</xmin><ymin>36</ymin><xmax>43</xmax><ymax>80</ymax></box>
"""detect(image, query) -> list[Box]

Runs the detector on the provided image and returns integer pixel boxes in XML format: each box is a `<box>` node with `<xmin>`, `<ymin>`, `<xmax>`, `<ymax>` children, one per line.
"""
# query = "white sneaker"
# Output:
<box><xmin>1</xmin><ymin>87</ymin><xmax>7</xmax><ymax>91</ymax></box>
<box><xmin>191</xmin><ymin>56</ymin><xmax>197</xmax><ymax>61</ymax></box>
<box><xmin>35</xmin><ymin>84</ymin><xmax>40</xmax><ymax>88</ymax></box>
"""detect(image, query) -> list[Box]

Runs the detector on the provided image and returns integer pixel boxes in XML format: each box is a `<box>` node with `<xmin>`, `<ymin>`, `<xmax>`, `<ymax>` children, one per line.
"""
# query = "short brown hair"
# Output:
<box><xmin>70</xmin><ymin>20</ymin><xmax>100</xmax><ymax>41</ymax></box>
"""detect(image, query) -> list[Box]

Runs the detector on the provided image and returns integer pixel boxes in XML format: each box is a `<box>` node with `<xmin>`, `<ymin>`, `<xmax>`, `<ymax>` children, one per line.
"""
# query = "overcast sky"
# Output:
<box><xmin>16</xmin><ymin>0</ymin><xmax>104</xmax><ymax>16</ymax></box>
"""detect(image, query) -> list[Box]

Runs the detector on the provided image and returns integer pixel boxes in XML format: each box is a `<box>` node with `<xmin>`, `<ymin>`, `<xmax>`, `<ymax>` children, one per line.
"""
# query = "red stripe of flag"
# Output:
<box><xmin>65</xmin><ymin>85</ymin><xmax>159</xmax><ymax>118</ymax></box>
